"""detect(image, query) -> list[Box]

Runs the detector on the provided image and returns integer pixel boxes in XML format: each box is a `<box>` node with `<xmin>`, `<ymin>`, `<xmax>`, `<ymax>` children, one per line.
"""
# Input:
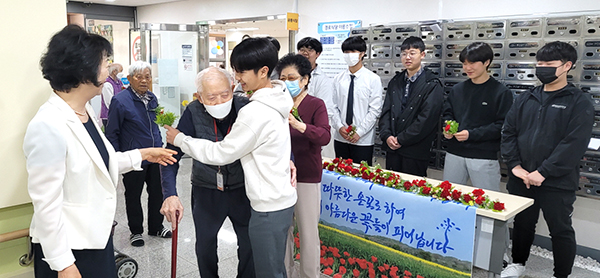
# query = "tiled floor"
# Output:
<box><xmin>112</xmin><ymin>157</ymin><xmax>600</xmax><ymax>277</ymax></box>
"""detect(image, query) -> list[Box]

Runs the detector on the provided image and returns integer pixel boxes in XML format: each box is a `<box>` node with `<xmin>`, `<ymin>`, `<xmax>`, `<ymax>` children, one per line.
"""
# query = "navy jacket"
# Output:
<box><xmin>106</xmin><ymin>87</ymin><xmax>162</xmax><ymax>165</ymax></box>
<box><xmin>379</xmin><ymin>68</ymin><xmax>444</xmax><ymax>160</ymax></box>
<box><xmin>501</xmin><ymin>84</ymin><xmax>594</xmax><ymax>191</ymax></box>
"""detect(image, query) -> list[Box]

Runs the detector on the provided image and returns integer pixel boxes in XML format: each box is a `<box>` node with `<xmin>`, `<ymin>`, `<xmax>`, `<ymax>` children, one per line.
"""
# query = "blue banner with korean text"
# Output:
<box><xmin>320</xmin><ymin>169</ymin><xmax>477</xmax><ymax>268</ymax></box>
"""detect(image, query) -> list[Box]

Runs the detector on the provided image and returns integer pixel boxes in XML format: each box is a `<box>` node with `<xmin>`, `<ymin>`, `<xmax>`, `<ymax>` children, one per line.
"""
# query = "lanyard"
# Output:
<box><xmin>214</xmin><ymin>119</ymin><xmax>232</xmax><ymax>173</ymax></box>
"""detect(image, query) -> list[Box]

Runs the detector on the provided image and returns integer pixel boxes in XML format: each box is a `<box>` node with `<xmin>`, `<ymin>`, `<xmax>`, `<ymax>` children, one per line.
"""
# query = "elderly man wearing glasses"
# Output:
<box><xmin>106</xmin><ymin>61</ymin><xmax>172</xmax><ymax>247</ymax></box>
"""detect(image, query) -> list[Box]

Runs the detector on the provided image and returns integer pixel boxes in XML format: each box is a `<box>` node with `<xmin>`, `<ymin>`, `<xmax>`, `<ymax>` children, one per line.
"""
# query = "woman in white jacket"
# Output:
<box><xmin>23</xmin><ymin>25</ymin><xmax>176</xmax><ymax>278</ymax></box>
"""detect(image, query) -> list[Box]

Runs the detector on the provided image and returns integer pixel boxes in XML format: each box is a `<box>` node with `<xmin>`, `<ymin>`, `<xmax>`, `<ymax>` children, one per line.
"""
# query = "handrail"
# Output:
<box><xmin>0</xmin><ymin>228</ymin><xmax>29</xmax><ymax>243</ymax></box>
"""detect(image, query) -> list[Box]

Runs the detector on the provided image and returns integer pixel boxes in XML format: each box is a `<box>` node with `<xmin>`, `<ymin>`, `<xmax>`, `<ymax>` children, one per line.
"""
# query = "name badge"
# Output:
<box><xmin>217</xmin><ymin>171</ymin><xmax>224</xmax><ymax>191</ymax></box>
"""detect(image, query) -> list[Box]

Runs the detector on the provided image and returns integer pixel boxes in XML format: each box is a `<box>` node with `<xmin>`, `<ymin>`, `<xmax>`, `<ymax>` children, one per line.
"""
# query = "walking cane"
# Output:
<box><xmin>171</xmin><ymin>211</ymin><xmax>179</xmax><ymax>278</ymax></box>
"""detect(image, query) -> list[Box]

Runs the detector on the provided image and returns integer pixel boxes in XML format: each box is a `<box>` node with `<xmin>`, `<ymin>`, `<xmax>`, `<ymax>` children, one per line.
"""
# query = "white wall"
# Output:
<box><xmin>0</xmin><ymin>0</ymin><xmax>66</xmax><ymax>208</ymax></box>
<box><xmin>137</xmin><ymin>0</ymin><xmax>600</xmax><ymax>252</ymax></box>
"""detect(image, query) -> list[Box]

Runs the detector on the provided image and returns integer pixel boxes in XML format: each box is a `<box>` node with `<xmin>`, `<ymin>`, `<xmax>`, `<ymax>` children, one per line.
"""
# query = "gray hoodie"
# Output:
<box><xmin>174</xmin><ymin>80</ymin><xmax>297</xmax><ymax>212</ymax></box>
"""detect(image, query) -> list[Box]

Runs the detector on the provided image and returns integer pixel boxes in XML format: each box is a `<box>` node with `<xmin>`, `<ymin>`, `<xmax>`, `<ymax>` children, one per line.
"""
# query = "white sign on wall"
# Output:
<box><xmin>317</xmin><ymin>20</ymin><xmax>362</xmax><ymax>77</ymax></box>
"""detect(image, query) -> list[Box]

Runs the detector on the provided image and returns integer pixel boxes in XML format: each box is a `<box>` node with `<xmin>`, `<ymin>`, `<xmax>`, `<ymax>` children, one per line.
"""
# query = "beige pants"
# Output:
<box><xmin>285</xmin><ymin>182</ymin><xmax>321</xmax><ymax>278</ymax></box>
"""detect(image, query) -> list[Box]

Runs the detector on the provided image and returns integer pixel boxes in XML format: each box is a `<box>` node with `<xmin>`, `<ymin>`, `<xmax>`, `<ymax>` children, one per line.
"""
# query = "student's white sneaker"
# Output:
<box><xmin>501</xmin><ymin>263</ymin><xmax>525</xmax><ymax>278</ymax></box>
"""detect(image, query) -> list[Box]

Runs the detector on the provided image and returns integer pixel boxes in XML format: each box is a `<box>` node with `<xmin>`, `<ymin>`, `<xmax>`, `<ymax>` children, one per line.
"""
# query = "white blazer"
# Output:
<box><xmin>23</xmin><ymin>93</ymin><xmax>142</xmax><ymax>271</ymax></box>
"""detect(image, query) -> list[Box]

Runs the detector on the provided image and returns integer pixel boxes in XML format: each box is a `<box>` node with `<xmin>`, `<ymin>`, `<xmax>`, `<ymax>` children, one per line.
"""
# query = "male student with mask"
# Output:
<box><xmin>330</xmin><ymin>36</ymin><xmax>383</xmax><ymax>165</ymax></box>
<box><xmin>501</xmin><ymin>41</ymin><xmax>594</xmax><ymax>278</ymax></box>
<box><xmin>378</xmin><ymin>36</ymin><xmax>443</xmax><ymax>176</ymax></box>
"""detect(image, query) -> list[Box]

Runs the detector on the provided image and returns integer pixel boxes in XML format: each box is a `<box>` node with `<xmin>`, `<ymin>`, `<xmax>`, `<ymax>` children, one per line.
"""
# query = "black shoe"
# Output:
<box><xmin>150</xmin><ymin>227</ymin><xmax>172</xmax><ymax>238</ymax></box>
<box><xmin>130</xmin><ymin>234</ymin><xmax>144</xmax><ymax>247</ymax></box>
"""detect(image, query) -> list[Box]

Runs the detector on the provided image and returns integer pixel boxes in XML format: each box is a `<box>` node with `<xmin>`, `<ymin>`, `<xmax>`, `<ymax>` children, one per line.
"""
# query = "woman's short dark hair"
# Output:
<box><xmin>400</xmin><ymin>36</ymin><xmax>425</xmax><ymax>52</ymax></box>
<box><xmin>40</xmin><ymin>25</ymin><xmax>113</xmax><ymax>92</ymax></box>
<box><xmin>537</xmin><ymin>41</ymin><xmax>578</xmax><ymax>70</ymax></box>
<box><xmin>275</xmin><ymin>53</ymin><xmax>312</xmax><ymax>87</ymax></box>
<box><xmin>230</xmin><ymin>37</ymin><xmax>278</xmax><ymax>76</ymax></box>
<box><xmin>341</xmin><ymin>36</ymin><xmax>367</xmax><ymax>53</ymax></box>
<box><xmin>297</xmin><ymin>37</ymin><xmax>323</xmax><ymax>54</ymax></box>
<box><xmin>459</xmin><ymin>42</ymin><xmax>494</xmax><ymax>69</ymax></box>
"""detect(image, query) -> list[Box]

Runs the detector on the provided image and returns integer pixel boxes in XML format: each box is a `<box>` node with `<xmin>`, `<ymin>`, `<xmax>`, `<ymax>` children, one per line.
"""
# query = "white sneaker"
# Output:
<box><xmin>501</xmin><ymin>263</ymin><xmax>525</xmax><ymax>278</ymax></box>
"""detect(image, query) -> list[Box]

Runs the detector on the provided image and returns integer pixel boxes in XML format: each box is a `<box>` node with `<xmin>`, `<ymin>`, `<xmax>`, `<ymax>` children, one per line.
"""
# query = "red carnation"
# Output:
<box><xmin>323</xmin><ymin>267</ymin><xmax>333</xmax><ymax>275</ymax></box>
<box><xmin>417</xmin><ymin>179</ymin><xmax>427</xmax><ymax>187</ymax></box>
<box><xmin>295</xmin><ymin>253</ymin><xmax>300</xmax><ymax>260</ymax></box>
<box><xmin>403</xmin><ymin>181</ymin><xmax>412</xmax><ymax>190</ymax></box>
<box><xmin>327</xmin><ymin>164</ymin><xmax>335</xmax><ymax>171</ymax></box>
<box><xmin>340</xmin><ymin>258</ymin><xmax>346</xmax><ymax>265</ymax></box>
<box><xmin>320</xmin><ymin>257</ymin><xmax>326</xmax><ymax>265</ymax></box>
<box><xmin>353</xmin><ymin>269</ymin><xmax>361</xmax><ymax>277</ymax></box>
<box><xmin>439</xmin><ymin>180</ymin><xmax>452</xmax><ymax>190</ymax></box>
<box><xmin>339</xmin><ymin>266</ymin><xmax>347</xmax><ymax>274</ymax></box>
<box><xmin>452</xmin><ymin>189</ymin><xmax>462</xmax><ymax>201</ymax></box>
<box><xmin>422</xmin><ymin>186</ymin><xmax>432</xmax><ymax>195</ymax></box>
<box><xmin>440</xmin><ymin>188</ymin><xmax>451</xmax><ymax>200</ymax></box>
<box><xmin>333</xmin><ymin>157</ymin><xmax>340</xmax><ymax>163</ymax></box>
<box><xmin>493</xmin><ymin>202</ymin><xmax>505</xmax><ymax>211</ymax></box>
<box><xmin>417</xmin><ymin>275</ymin><xmax>424</xmax><ymax>278</ymax></box>
<box><xmin>472</xmin><ymin>188</ymin><xmax>485</xmax><ymax>197</ymax></box>
<box><xmin>362</xmin><ymin>172</ymin><xmax>370</xmax><ymax>180</ymax></box>
<box><xmin>475</xmin><ymin>196</ymin><xmax>485</xmax><ymax>205</ymax></box>
<box><xmin>463</xmin><ymin>194</ymin><xmax>472</xmax><ymax>203</ymax></box>
<box><xmin>351</xmin><ymin>168</ymin><xmax>359</xmax><ymax>175</ymax></box>
<box><xmin>346</xmin><ymin>125</ymin><xmax>353</xmax><ymax>133</ymax></box>
<box><xmin>384</xmin><ymin>263</ymin><xmax>390</xmax><ymax>270</ymax></box>
<box><xmin>444</xmin><ymin>124</ymin><xmax>451</xmax><ymax>132</ymax></box>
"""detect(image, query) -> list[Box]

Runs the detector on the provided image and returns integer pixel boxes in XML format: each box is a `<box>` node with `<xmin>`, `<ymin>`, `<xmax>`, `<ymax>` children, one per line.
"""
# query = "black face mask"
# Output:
<box><xmin>535</xmin><ymin>63</ymin><xmax>567</xmax><ymax>84</ymax></box>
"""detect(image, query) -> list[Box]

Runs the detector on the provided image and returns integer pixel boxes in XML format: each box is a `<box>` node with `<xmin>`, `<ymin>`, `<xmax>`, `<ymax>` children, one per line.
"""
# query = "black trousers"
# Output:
<box><xmin>507</xmin><ymin>177</ymin><xmax>577</xmax><ymax>278</ymax></box>
<box><xmin>385</xmin><ymin>151</ymin><xmax>429</xmax><ymax>177</ymax></box>
<box><xmin>33</xmin><ymin>236</ymin><xmax>116</xmax><ymax>278</ymax></box>
<box><xmin>334</xmin><ymin>140</ymin><xmax>373</xmax><ymax>166</ymax></box>
<box><xmin>192</xmin><ymin>186</ymin><xmax>255</xmax><ymax>278</ymax></box>
<box><xmin>122</xmin><ymin>163</ymin><xmax>164</xmax><ymax>235</ymax></box>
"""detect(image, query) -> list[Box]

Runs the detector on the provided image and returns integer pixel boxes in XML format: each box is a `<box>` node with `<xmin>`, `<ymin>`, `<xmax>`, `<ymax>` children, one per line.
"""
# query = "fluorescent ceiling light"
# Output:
<box><xmin>226</xmin><ymin>27</ymin><xmax>259</xmax><ymax>32</ymax></box>
<box><xmin>208</xmin><ymin>20</ymin><xmax>216</xmax><ymax>25</ymax></box>
<box><xmin>267</xmin><ymin>16</ymin><xmax>275</xmax><ymax>20</ymax></box>
<box><xmin>276</xmin><ymin>14</ymin><xmax>286</xmax><ymax>19</ymax></box>
<box><xmin>105</xmin><ymin>0</ymin><xmax>116</xmax><ymax>2</ymax></box>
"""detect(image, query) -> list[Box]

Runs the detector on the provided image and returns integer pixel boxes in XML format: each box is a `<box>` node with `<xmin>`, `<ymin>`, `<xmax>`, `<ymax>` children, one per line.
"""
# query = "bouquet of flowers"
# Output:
<box><xmin>444</xmin><ymin>120</ymin><xmax>459</xmax><ymax>135</ymax></box>
<box><xmin>290</xmin><ymin>107</ymin><xmax>303</xmax><ymax>123</ymax></box>
<box><xmin>345</xmin><ymin>125</ymin><xmax>356</xmax><ymax>137</ymax></box>
<box><xmin>154</xmin><ymin>105</ymin><xmax>178</xmax><ymax>126</ymax></box>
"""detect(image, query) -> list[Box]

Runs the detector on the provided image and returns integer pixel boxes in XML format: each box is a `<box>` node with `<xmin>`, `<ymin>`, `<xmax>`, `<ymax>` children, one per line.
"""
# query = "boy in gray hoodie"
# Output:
<box><xmin>165</xmin><ymin>37</ymin><xmax>297</xmax><ymax>278</ymax></box>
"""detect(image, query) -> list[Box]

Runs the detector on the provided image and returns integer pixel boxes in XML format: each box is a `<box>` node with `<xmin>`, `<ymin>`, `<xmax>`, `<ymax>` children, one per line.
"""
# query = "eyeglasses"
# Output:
<box><xmin>280</xmin><ymin>75</ymin><xmax>302</xmax><ymax>82</ymax></box>
<box><xmin>400</xmin><ymin>51</ymin><xmax>421</xmax><ymax>58</ymax></box>
<box><xmin>298</xmin><ymin>48</ymin><xmax>315</xmax><ymax>54</ymax></box>
<box><xmin>133</xmin><ymin>75</ymin><xmax>152</xmax><ymax>81</ymax></box>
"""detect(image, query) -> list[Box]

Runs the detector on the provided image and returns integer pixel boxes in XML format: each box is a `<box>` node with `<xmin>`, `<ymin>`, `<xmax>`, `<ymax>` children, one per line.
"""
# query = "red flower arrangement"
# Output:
<box><xmin>322</xmin><ymin>157</ymin><xmax>506</xmax><ymax>212</ymax></box>
<box><xmin>346</xmin><ymin>125</ymin><xmax>357</xmax><ymax>137</ymax></box>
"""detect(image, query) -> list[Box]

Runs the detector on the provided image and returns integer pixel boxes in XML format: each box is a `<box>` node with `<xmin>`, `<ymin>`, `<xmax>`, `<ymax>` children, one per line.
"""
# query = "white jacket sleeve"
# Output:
<box><xmin>23</xmin><ymin>120</ymin><xmax>74</xmax><ymax>271</ymax></box>
<box><xmin>173</xmin><ymin>120</ymin><xmax>258</xmax><ymax>166</ymax></box>
<box><xmin>330</xmin><ymin>76</ymin><xmax>345</xmax><ymax>132</ymax></box>
<box><xmin>116</xmin><ymin>149</ymin><xmax>143</xmax><ymax>174</ymax></box>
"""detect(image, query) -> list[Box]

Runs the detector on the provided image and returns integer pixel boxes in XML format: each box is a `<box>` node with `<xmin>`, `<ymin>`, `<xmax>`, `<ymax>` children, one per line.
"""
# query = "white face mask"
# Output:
<box><xmin>343</xmin><ymin>53</ymin><xmax>361</xmax><ymax>67</ymax></box>
<box><xmin>203</xmin><ymin>97</ymin><xmax>233</xmax><ymax>120</ymax></box>
<box><xmin>116</xmin><ymin>72</ymin><xmax>124</xmax><ymax>79</ymax></box>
